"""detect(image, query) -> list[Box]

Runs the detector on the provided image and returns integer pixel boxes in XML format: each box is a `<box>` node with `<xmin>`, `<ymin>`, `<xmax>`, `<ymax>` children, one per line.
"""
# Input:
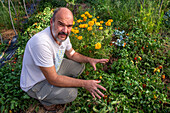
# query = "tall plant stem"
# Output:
<box><xmin>23</xmin><ymin>0</ymin><xmax>29</xmax><ymax>19</ymax></box>
<box><xmin>8</xmin><ymin>0</ymin><xmax>17</xmax><ymax>36</ymax></box>
<box><xmin>159</xmin><ymin>0</ymin><xmax>163</xmax><ymax>14</ymax></box>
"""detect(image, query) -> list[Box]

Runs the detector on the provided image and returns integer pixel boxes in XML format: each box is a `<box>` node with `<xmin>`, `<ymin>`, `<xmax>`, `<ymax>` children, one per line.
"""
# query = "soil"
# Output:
<box><xmin>0</xmin><ymin>29</ymin><xmax>16</xmax><ymax>41</ymax></box>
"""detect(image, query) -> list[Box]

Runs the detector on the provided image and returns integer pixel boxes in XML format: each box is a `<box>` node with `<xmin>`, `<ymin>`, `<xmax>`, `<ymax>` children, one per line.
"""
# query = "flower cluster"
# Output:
<box><xmin>71</xmin><ymin>11</ymin><xmax>113</xmax><ymax>51</ymax></box>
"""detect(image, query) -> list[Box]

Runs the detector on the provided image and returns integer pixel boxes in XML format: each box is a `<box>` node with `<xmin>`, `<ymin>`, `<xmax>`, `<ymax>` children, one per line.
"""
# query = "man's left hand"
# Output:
<box><xmin>89</xmin><ymin>59</ymin><xmax>109</xmax><ymax>71</ymax></box>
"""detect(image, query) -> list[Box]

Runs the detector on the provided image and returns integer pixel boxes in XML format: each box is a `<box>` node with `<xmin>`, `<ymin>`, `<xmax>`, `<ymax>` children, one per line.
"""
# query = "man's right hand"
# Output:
<box><xmin>83</xmin><ymin>80</ymin><xmax>106</xmax><ymax>99</ymax></box>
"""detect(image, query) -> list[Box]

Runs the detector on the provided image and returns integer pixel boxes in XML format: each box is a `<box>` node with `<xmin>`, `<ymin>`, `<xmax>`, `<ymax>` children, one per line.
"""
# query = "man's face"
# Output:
<box><xmin>51</xmin><ymin>10</ymin><xmax>73</xmax><ymax>42</ymax></box>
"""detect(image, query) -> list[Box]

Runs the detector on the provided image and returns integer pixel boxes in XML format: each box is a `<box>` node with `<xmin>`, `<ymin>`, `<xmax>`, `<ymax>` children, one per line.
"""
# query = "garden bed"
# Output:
<box><xmin>0</xmin><ymin>0</ymin><xmax>169</xmax><ymax>113</ymax></box>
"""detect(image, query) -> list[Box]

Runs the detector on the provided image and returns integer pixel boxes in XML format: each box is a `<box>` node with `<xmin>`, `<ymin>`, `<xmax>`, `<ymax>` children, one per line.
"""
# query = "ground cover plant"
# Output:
<box><xmin>0</xmin><ymin>0</ymin><xmax>169</xmax><ymax>112</ymax></box>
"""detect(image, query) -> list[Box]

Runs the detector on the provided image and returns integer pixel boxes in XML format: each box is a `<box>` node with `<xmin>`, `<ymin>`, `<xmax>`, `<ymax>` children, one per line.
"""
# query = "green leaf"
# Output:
<box><xmin>93</xmin><ymin>106</ymin><xmax>99</xmax><ymax>112</ymax></box>
<box><xmin>1</xmin><ymin>105</ymin><xmax>5</xmax><ymax>113</ymax></box>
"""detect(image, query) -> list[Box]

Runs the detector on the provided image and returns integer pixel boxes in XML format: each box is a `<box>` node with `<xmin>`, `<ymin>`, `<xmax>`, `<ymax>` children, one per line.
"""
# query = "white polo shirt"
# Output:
<box><xmin>20</xmin><ymin>27</ymin><xmax>72</xmax><ymax>92</ymax></box>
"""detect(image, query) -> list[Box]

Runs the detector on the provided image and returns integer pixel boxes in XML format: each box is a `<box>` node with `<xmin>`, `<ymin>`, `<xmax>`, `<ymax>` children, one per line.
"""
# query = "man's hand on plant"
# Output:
<box><xmin>89</xmin><ymin>59</ymin><xmax>109</xmax><ymax>71</ymax></box>
<box><xmin>84</xmin><ymin>80</ymin><xmax>106</xmax><ymax>99</ymax></box>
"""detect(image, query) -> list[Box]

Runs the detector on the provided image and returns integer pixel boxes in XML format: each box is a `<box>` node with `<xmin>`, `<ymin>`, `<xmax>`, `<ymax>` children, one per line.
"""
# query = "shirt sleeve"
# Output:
<box><xmin>30</xmin><ymin>44</ymin><xmax>54</xmax><ymax>67</ymax></box>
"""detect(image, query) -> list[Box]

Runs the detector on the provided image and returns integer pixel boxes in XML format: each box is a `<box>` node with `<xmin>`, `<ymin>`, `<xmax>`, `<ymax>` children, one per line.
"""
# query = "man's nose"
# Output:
<box><xmin>62</xmin><ymin>26</ymin><xmax>68</xmax><ymax>33</ymax></box>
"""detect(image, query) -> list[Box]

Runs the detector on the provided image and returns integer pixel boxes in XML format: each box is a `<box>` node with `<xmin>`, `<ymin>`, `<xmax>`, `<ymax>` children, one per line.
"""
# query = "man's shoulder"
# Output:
<box><xmin>28</xmin><ymin>27</ymin><xmax>52</xmax><ymax>46</ymax></box>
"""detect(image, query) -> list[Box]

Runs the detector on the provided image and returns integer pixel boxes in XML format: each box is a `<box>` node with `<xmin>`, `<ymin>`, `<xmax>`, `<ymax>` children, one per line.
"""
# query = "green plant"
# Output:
<box><xmin>70</xmin><ymin>11</ymin><xmax>114</xmax><ymax>59</ymax></box>
<box><xmin>0</xmin><ymin>1</ymin><xmax>169</xmax><ymax>112</ymax></box>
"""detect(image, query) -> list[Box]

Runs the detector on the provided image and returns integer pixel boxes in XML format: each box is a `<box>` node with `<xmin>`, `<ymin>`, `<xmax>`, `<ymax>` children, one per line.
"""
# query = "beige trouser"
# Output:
<box><xmin>27</xmin><ymin>58</ymin><xmax>85</xmax><ymax>106</ymax></box>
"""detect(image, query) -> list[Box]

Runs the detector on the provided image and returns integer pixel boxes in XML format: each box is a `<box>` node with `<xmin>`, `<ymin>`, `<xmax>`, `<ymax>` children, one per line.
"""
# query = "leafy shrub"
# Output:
<box><xmin>0</xmin><ymin>1</ymin><xmax>169</xmax><ymax>112</ymax></box>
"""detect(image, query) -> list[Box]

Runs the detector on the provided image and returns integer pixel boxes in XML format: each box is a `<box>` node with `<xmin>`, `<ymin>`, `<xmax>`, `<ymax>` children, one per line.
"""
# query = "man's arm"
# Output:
<box><xmin>39</xmin><ymin>65</ymin><xmax>106</xmax><ymax>99</ymax></box>
<box><xmin>65</xmin><ymin>48</ymin><xmax>109</xmax><ymax>70</ymax></box>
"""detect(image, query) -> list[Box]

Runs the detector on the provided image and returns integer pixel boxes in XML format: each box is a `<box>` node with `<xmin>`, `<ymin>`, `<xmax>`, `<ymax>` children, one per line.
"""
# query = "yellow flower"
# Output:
<box><xmin>37</xmin><ymin>25</ymin><xmax>40</xmax><ymax>29</ymax></box>
<box><xmin>153</xmin><ymin>68</ymin><xmax>160</xmax><ymax>73</ymax></box>
<box><xmin>95</xmin><ymin>42</ymin><xmax>101</xmax><ymax>49</ymax></box>
<box><xmin>79</xmin><ymin>24</ymin><xmax>83</xmax><ymax>28</ymax></box>
<box><xmin>51</xmin><ymin>10</ymin><xmax>54</xmax><ymax>13</ymax></box>
<box><xmin>97</xmin><ymin>16</ymin><xmax>99</xmax><ymax>18</ymax></box>
<box><xmin>81</xmin><ymin>14</ymin><xmax>85</xmax><ymax>17</ymax></box>
<box><xmin>154</xmin><ymin>68</ymin><xmax>158</xmax><ymax>73</ymax></box>
<box><xmin>75</xmin><ymin>27</ymin><xmax>78</xmax><ymax>30</ymax></box>
<box><xmin>77</xmin><ymin>36</ymin><xmax>83</xmax><ymax>40</ymax></box>
<box><xmin>74</xmin><ymin>30</ymin><xmax>79</xmax><ymax>34</ymax></box>
<box><xmin>130</xmin><ymin>60</ymin><xmax>134</xmax><ymax>64</ymax></box>
<box><xmin>84</xmin><ymin>24</ymin><xmax>88</xmax><ymax>28</ymax></box>
<box><xmin>96</xmin><ymin>22</ymin><xmax>100</xmax><ymax>26</ymax></box>
<box><xmin>108</xmin><ymin>19</ymin><xmax>113</xmax><ymax>22</ymax></box>
<box><xmin>157</xmin><ymin>69</ymin><xmax>160</xmax><ymax>73</ymax></box>
<box><xmin>92</xmin><ymin>33</ymin><xmax>95</xmax><ymax>35</ymax></box>
<box><xmin>99</xmin><ymin>26</ymin><xmax>103</xmax><ymax>30</ymax></box>
<box><xmin>99</xmin><ymin>76</ymin><xmax>102</xmax><ymax>79</ymax></box>
<box><xmin>105</xmin><ymin>22</ymin><xmax>111</xmax><ymax>26</ymax></box>
<box><xmin>73</xmin><ymin>21</ymin><xmax>75</xmax><ymax>25</ymax></box>
<box><xmin>138</xmin><ymin>56</ymin><xmax>142</xmax><ymax>61</ymax></box>
<box><xmin>77</xmin><ymin>19</ymin><xmax>82</xmax><ymax>23</ymax></box>
<box><xmin>85</xmin><ymin>11</ymin><xmax>90</xmax><ymax>16</ymax></box>
<box><xmin>87</xmin><ymin>27</ymin><xmax>92</xmax><ymax>31</ymax></box>
<box><xmin>88</xmin><ymin>21</ymin><xmax>94</xmax><ymax>26</ymax></box>
<box><xmin>92</xmin><ymin>18</ymin><xmax>97</xmax><ymax>22</ymax></box>
<box><xmin>71</xmin><ymin>28</ymin><xmax>74</xmax><ymax>32</ymax></box>
<box><xmin>88</xmin><ymin>15</ymin><xmax>92</xmax><ymax>18</ymax></box>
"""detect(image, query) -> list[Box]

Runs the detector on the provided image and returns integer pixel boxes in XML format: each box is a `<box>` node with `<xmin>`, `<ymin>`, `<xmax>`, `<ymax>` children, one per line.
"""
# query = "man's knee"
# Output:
<box><xmin>66</xmin><ymin>88</ymin><xmax>78</xmax><ymax>102</ymax></box>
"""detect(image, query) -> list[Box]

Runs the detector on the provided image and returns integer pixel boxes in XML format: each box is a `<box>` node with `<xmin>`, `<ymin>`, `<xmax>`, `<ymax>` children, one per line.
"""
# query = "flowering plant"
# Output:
<box><xmin>70</xmin><ymin>11</ymin><xmax>114</xmax><ymax>59</ymax></box>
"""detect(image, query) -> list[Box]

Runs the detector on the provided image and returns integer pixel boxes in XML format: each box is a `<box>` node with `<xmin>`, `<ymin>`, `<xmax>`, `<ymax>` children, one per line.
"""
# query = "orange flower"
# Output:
<box><xmin>153</xmin><ymin>95</ymin><xmax>157</xmax><ymax>100</ymax></box>
<box><xmin>161</xmin><ymin>75</ymin><xmax>165</xmax><ymax>79</ymax></box>
<box><xmin>77</xmin><ymin>36</ymin><xmax>83</xmax><ymax>40</ymax></box>
<box><xmin>123</xmin><ymin>43</ymin><xmax>126</xmax><ymax>47</ymax></box>
<box><xmin>34</xmin><ymin>22</ymin><xmax>37</xmax><ymax>25</ymax></box>
<box><xmin>109</xmin><ymin>42</ymin><xmax>113</xmax><ymax>46</ymax></box>
<box><xmin>100</xmin><ymin>21</ymin><xmax>104</xmax><ymax>24</ymax></box>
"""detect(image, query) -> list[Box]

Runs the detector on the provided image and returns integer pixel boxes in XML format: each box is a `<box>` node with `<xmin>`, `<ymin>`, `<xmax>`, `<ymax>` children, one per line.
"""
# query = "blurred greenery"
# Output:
<box><xmin>0</xmin><ymin>0</ymin><xmax>169</xmax><ymax>112</ymax></box>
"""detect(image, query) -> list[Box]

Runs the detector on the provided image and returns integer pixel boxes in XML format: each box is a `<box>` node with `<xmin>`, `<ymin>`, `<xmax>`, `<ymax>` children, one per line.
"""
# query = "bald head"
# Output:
<box><xmin>52</xmin><ymin>7</ymin><xmax>73</xmax><ymax>22</ymax></box>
